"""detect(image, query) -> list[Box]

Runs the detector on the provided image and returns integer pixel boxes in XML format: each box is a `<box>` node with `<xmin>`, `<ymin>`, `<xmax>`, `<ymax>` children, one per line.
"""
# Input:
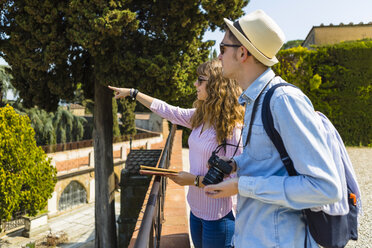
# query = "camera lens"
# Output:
<box><xmin>202</xmin><ymin>167</ymin><xmax>225</xmax><ymax>185</ymax></box>
<box><xmin>202</xmin><ymin>153</ymin><xmax>232</xmax><ymax>185</ymax></box>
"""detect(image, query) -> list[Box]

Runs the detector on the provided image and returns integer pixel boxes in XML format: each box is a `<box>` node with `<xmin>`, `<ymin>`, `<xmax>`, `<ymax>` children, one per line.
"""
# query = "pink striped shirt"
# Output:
<box><xmin>150</xmin><ymin>99</ymin><xmax>242</xmax><ymax>220</ymax></box>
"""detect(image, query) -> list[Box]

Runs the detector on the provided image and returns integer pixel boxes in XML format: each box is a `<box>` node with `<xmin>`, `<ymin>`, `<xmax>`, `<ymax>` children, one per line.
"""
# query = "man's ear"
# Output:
<box><xmin>240</xmin><ymin>47</ymin><xmax>249</xmax><ymax>62</ymax></box>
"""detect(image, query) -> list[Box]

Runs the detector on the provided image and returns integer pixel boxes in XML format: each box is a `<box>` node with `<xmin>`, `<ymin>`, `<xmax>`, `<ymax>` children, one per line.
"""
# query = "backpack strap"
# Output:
<box><xmin>261</xmin><ymin>83</ymin><xmax>298</xmax><ymax>176</ymax></box>
<box><xmin>243</xmin><ymin>76</ymin><xmax>276</xmax><ymax>148</ymax></box>
<box><xmin>261</xmin><ymin>82</ymin><xmax>308</xmax><ymax>248</ymax></box>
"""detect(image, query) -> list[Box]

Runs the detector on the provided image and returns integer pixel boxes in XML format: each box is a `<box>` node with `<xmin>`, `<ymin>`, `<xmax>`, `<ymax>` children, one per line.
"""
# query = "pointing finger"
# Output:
<box><xmin>108</xmin><ymin>86</ymin><xmax>119</xmax><ymax>91</ymax></box>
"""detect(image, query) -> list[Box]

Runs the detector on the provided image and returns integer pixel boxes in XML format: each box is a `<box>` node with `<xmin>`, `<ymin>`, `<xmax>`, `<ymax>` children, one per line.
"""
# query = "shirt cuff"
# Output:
<box><xmin>238</xmin><ymin>176</ymin><xmax>257</xmax><ymax>198</ymax></box>
<box><xmin>233</xmin><ymin>154</ymin><xmax>242</xmax><ymax>169</ymax></box>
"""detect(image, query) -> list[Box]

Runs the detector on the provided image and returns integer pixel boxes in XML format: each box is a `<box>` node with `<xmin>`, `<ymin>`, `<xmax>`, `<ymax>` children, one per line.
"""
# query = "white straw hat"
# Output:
<box><xmin>224</xmin><ymin>10</ymin><xmax>285</xmax><ymax>66</ymax></box>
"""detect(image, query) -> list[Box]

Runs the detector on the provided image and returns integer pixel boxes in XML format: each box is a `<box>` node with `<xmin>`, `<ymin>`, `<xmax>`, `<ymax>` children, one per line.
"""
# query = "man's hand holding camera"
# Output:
<box><xmin>204</xmin><ymin>178</ymin><xmax>239</xmax><ymax>198</ymax></box>
<box><xmin>203</xmin><ymin>155</ymin><xmax>239</xmax><ymax>198</ymax></box>
<box><xmin>202</xmin><ymin>153</ymin><xmax>236</xmax><ymax>185</ymax></box>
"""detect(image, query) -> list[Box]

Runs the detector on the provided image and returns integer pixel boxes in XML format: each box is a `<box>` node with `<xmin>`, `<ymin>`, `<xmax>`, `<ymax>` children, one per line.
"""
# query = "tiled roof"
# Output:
<box><xmin>125</xmin><ymin>149</ymin><xmax>163</xmax><ymax>173</ymax></box>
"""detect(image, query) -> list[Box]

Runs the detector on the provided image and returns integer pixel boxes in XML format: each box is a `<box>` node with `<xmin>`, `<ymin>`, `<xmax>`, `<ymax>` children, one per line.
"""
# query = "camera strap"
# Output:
<box><xmin>213</xmin><ymin>76</ymin><xmax>276</xmax><ymax>157</ymax></box>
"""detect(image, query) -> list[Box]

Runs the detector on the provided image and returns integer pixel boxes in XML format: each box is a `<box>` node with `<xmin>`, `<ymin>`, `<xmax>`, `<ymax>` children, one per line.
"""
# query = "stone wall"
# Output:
<box><xmin>47</xmin><ymin>134</ymin><xmax>164</xmax><ymax>217</ymax></box>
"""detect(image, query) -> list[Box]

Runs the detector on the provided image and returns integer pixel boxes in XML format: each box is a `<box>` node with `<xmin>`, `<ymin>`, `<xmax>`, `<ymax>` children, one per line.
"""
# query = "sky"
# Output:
<box><xmin>204</xmin><ymin>0</ymin><xmax>372</xmax><ymax>53</ymax></box>
<box><xmin>1</xmin><ymin>0</ymin><xmax>372</xmax><ymax>65</ymax></box>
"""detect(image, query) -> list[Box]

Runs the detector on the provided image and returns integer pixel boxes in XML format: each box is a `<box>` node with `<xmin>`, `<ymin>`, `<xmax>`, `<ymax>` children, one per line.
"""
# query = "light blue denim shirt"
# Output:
<box><xmin>233</xmin><ymin>68</ymin><xmax>342</xmax><ymax>248</ymax></box>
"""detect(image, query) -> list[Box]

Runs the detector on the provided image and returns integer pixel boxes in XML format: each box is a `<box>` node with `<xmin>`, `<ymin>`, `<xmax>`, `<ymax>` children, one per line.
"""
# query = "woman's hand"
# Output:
<box><xmin>108</xmin><ymin>86</ymin><xmax>130</xmax><ymax>99</ymax></box>
<box><xmin>168</xmin><ymin>171</ymin><xmax>196</xmax><ymax>186</ymax></box>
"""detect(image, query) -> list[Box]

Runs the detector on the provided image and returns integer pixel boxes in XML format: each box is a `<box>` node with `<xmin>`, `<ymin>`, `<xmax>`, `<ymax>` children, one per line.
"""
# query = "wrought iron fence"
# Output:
<box><xmin>1</xmin><ymin>210</ymin><xmax>26</xmax><ymax>233</ymax></box>
<box><xmin>133</xmin><ymin>124</ymin><xmax>177</xmax><ymax>248</ymax></box>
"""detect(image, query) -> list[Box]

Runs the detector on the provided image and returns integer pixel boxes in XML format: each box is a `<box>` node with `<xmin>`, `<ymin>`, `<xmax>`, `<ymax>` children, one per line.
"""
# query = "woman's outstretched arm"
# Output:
<box><xmin>108</xmin><ymin>86</ymin><xmax>154</xmax><ymax>109</ymax></box>
<box><xmin>108</xmin><ymin>86</ymin><xmax>194</xmax><ymax>128</ymax></box>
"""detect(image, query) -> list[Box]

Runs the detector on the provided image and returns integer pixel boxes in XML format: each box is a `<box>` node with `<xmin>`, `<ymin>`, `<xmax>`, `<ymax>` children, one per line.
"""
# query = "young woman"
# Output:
<box><xmin>109</xmin><ymin>59</ymin><xmax>244</xmax><ymax>248</ymax></box>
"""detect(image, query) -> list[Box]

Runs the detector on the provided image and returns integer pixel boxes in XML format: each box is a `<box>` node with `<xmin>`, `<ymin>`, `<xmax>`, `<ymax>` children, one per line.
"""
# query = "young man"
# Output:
<box><xmin>204</xmin><ymin>10</ymin><xmax>342</xmax><ymax>247</ymax></box>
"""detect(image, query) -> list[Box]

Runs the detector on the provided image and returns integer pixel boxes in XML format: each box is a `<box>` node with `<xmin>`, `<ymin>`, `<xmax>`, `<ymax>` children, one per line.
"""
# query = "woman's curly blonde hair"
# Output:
<box><xmin>190</xmin><ymin>59</ymin><xmax>244</xmax><ymax>144</ymax></box>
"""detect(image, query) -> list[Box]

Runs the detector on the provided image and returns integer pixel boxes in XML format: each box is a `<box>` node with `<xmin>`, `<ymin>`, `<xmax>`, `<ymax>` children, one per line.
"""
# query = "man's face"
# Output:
<box><xmin>218</xmin><ymin>33</ymin><xmax>240</xmax><ymax>80</ymax></box>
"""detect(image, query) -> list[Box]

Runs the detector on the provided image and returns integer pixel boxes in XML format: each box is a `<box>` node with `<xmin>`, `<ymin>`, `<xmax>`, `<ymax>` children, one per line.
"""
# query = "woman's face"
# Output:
<box><xmin>194</xmin><ymin>75</ymin><xmax>208</xmax><ymax>101</ymax></box>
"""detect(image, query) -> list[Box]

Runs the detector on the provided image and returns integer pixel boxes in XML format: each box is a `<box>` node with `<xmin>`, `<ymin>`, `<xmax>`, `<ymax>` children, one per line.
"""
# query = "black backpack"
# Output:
<box><xmin>257</xmin><ymin>82</ymin><xmax>359</xmax><ymax>248</ymax></box>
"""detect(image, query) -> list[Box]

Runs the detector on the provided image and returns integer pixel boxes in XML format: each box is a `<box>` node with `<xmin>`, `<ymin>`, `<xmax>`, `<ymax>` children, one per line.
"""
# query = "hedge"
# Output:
<box><xmin>274</xmin><ymin>40</ymin><xmax>372</xmax><ymax>146</ymax></box>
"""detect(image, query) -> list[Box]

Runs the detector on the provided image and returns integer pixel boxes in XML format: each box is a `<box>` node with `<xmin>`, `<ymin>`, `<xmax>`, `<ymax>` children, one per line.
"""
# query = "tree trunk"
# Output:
<box><xmin>93</xmin><ymin>81</ymin><xmax>117</xmax><ymax>248</ymax></box>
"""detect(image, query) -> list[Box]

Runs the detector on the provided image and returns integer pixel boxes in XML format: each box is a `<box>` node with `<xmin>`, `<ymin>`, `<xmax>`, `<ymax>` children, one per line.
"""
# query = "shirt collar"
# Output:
<box><xmin>238</xmin><ymin>68</ymin><xmax>275</xmax><ymax>106</ymax></box>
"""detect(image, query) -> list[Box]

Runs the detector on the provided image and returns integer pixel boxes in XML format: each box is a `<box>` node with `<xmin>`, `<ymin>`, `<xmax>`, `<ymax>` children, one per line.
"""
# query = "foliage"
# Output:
<box><xmin>0</xmin><ymin>0</ymin><xmax>249</xmax><ymax>111</ymax></box>
<box><xmin>0</xmin><ymin>105</ymin><xmax>57</xmax><ymax>228</ymax></box>
<box><xmin>11</xmin><ymin>102</ymin><xmax>87</xmax><ymax>145</ymax></box>
<box><xmin>112</xmin><ymin>98</ymin><xmax>121</xmax><ymax>137</ymax></box>
<box><xmin>273</xmin><ymin>40</ymin><xmax>372</xmax><ymax>146</ymax></box>
<box><xmin>53</xmin><ymin>107</ymin><xmax>87</xmax><ymax>144</ymax></box>
<box><xmin>281</xmin><ymin>39</ymin><xmax>304</xmax><ymax>50</ymax></box>
<box><xmin>0</xmin><ymin>65</ymin><xmax>15</xmax><ymax>106</ymax></box>
<box><xmin>209</xmin><ymin>49</ymin><xmax>218</xmax><ymax>60</ymax></box>
<box><xmin>27</xmin><ymin>107</ymin><xmax>56</xmax><ymax>145</ymax></box>
<box><xmin>118</xmin><ymin>98</ymin><xmax>136</xmax><ymax>136</ymax></box>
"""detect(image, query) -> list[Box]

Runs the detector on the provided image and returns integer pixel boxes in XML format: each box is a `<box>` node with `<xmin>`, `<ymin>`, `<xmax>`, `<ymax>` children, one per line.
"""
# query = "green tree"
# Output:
<box><xmin>0</xmin><ymin>65</ymin><xmax>15</xmax><ymax>106</ymax></box>
<box><xmin>112</xmin><ymin>98</ymin><xmax>121</xmax><ymax>137</ymax></box>
<box><xmin>27</xmin><ymin>107</ymin><xmax>56</xmax><ymax>146</ymax></box>
<box><xmin>118</xmin><ymin>98</ymin><xmax>136</xmax><ymax>136</ymax></box>
<box><xmin>12</xmin><ymin>103</ymin><xmax>87</xmax><ymax>146</ymax></box>
<box><xmin>209</xmin><ymin>48</ymin><xmax>218</xmax><ymax>60</ymax></box>
<box><xmin>281</xmin><ymin>39</ymin><xmax>304</xmax><ymax>50</ymax></box>
<box><xmin>0</xmin><ymin>105</ymin><xmax>57</xmax><ymax>230</ymax></box>
<box><xmin>0</xmin><ymin>1</ymin><xmax>248</xmax><ymax>246</ymax></box>
<box><xmin>274</xmin><ymin>41</ymin><xmax>372</xmax><ymax>146</ymax></box>
<box><xmin>52</xmin><ymin>107</ymin><xmax>87</xmax><ymax>144</ymax></box>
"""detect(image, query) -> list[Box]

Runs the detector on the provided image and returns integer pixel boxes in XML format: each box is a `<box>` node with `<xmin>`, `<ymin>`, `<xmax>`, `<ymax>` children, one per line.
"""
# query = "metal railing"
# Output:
<box><xmin>133</xmin><ymin>124</ymin><xmax>177</xmax><ymax>248</ymax></box>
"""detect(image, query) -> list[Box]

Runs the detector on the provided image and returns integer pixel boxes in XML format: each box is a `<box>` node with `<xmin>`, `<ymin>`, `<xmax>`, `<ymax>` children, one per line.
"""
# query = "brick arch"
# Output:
<box><xmin>58</xmin><ymin>180</ymin><xmax>88</xmax><ymax>211</ymax></box>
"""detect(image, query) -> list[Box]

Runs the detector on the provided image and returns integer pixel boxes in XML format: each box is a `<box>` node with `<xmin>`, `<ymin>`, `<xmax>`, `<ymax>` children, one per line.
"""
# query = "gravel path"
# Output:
<box><xmin>345</xmin><ymin>147</ymin><xmax>372</xmax><ymax>248</ymax></box>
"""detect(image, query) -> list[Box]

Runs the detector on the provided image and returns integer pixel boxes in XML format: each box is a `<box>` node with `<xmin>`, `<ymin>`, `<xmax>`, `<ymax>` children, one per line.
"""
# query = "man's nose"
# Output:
<box><xmin>218</xmin><ymin>53</ymin><xmax>222</xmax><ymax>60</ymax></box>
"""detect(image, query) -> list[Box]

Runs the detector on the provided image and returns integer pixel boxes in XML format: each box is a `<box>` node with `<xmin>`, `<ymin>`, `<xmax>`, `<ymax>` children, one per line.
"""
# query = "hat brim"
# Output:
<box><xmin>224</xmin><ymin>18</ymin><xmax>278</xmax><ymax>66</ymax></box>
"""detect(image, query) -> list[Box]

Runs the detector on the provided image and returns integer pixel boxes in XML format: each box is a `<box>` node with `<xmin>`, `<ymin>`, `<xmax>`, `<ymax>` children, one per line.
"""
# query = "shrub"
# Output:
<box><xmin>274</xmin><ymin>40</ymin><xmax>372</xmax><ymax>146</ymax></box>
<box><xmin>0</xmin><ymin>105</ymin><xmax>57</xmax><ymax>229</ymax></box>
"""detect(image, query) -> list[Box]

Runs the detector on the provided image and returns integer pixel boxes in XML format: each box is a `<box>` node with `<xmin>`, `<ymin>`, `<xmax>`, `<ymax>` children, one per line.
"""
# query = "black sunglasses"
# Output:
<box><xmin>197</xmin><ymin>76</ymin><xmax>208</xmax><ymax>85</ymax></box>
<box><xmin>220</xmin><ymin>42</ymin><xmax>241</xmax><ymax>55</ymax></box>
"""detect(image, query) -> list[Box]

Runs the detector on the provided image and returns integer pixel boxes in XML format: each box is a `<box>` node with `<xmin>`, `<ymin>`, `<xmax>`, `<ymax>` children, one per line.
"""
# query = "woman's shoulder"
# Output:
<box><xmin>232</xmin><ymin>123</ymin><xmax>243</xmax><ymax>134</ymax></box>
<box><xmin>233</xmin><ymin>123</ymin><xmax>243</xmax><ymax>130</ymax></box>
<box><xmin>228</xmin><ymin>124</ymin><xmax>243</xmax><ymax>141</ymax></box>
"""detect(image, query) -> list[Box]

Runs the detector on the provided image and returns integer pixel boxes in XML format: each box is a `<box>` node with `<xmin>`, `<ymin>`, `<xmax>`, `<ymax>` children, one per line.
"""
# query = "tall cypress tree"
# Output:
<box><xmin>118</xmin><ymin>98</ymin><xmax>136</xmax><ymax>136</ymax></box>
<box><xmin>0</xmin><ymin>65</ymin><xmax>13</xmax><ymax>106</ymax></box>
<box><xmin>0</xmin><ymin>1</ymin><xmax>248</xmax><ymax>246</ymax></box>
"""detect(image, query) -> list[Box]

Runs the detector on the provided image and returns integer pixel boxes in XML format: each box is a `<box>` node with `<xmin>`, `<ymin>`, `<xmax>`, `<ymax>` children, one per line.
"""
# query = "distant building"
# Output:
<box><xmin>135</xmin><ymin>112</ymin><xmax>169</xmax><ymax>138</ymax></box>
<box><xmin>302</xmin><ymin>22</ymin><xmax>372</xmax><ymax>48</ymax></box>
<box><xmin>68</xmin><ymin>103</ymin><xmax>85</xmax><ymax>116</ymax></box>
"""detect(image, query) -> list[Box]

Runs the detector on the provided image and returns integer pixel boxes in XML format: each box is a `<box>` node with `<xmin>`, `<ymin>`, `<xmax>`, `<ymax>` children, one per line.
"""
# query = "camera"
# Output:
<box><xmin>202</xmin><ymin>152</ymin><xmax>233</xmax><ymax>185</ymax></box>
